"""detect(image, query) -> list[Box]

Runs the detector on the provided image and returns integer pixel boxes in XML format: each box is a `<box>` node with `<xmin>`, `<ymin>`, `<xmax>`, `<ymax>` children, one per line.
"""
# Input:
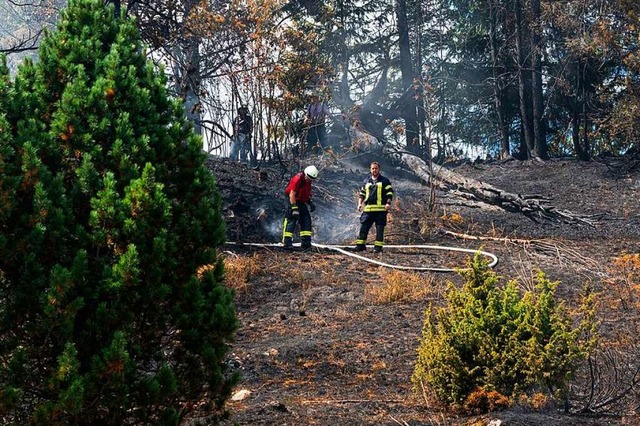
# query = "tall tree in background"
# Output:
<box><xmin>514</xmin><ymin>0</ymin><xmax>534</xmax><ymax>159</ymax></box>
<box><xmin>489</xmin><ymin>0</ymin><xmax>512</xmax><ymax>158</ymax></box>
<box><xmin>425</xmin><ymin>0</ymin><xmax>512</xmax><ymax>159</ymax></box>
<box><xmin>0</xmin><ymin>0</ymin><xmax>237</xmax><ymax>423</ymax></box>
<box><xmin>102</xmin><ymin>0</ymin><xmax>260</xmax><ymax>143</ymax></box>
<box><xmin>530</xmin><ymin>0</ymin><xmax>547</xmax><ymax>159</ymax></box>
<box><xmin>396</xmin><ymin>0</ymin><xmax>421</xmax><ymax>154</ymax></box>
<box><xmin>126</xmin><ymin>0</ymin><xmax>236</xmax><ymax>136</ymax></box>
<box><xmin>281</xmin><ymin>0</ymin><xmax>392</xmax><ymax>145</ymax></box>
<box><xmin>545</xmin><ymin>0</ymin><xmax>615</xmax><ymax>159</ymax></box>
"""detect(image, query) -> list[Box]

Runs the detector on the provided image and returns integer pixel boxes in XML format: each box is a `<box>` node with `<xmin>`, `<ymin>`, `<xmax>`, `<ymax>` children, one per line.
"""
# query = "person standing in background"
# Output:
<box><xmin>229</xmin><ymin>105</ymin><xmax>253</xmax><ymax>162</ymax></box>
<box><xmin>354</xmin><ymin>161</ymin><xmax>393</xmax><ymax>253</ymax></box>
<box><xmin>304</xmin><ymin>94</ymin><xmax>329</xmax><ymax>152</ymax></box>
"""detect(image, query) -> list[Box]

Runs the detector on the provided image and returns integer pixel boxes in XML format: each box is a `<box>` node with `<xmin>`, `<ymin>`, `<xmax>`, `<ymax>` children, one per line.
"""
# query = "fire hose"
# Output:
<box><xmin>226</xmin><ymin>242</ymin><xmax>498</xmax><ymax>273</ymax></box>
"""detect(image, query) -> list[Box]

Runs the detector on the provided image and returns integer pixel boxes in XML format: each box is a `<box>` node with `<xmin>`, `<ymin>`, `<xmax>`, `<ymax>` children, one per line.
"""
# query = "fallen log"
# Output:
<box><xmin>388</xmin><ymin>148</ymin><xmax>600</xmax><ymax>226</ymax></box>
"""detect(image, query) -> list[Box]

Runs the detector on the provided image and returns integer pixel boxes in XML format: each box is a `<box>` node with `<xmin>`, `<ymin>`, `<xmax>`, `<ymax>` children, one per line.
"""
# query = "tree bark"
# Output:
<box><xmin>572</xmin><ymin>112</ymin><xmax>588</xmax><ymax>161</ymax></box>
<box><xmin>581</xmin><ymin>75</ymin><xmax>591</xmax><ymax>159</ymax></box>
<box><xmin>568</xmin><ymin>60</ymin><xmax>588</xmax><ymax>160</ymax></box>
<box><xmin>530</xmin><ymin>0</ymin><xmax>547</xmax><ymax>159</ymax></box>
<box><xmin>514</xmin><ymin>0</ymin><xmax>534</xmax><ymax>158</ymax></box>
<box><xmin>489</xmin><ymin>0</ymin><xmax>511</xmax><ymax>159</ymax></box>
<box><xmin>167</xmin><ymin>0</ymin><xmax>203</xmax><ymax>136</ymax></box>
<box><xmin>395</xmin><ymin>0</ymin><xmax>421</xmax><ymax>155</ymax></box>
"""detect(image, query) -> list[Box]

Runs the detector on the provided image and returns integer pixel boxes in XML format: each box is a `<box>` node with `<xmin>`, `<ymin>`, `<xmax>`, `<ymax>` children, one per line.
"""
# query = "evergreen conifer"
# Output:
<box><xmin>0</xmin><ymin>0</ymin><xmax>237</xmax><ymax>423</ymax></box>
<box><xmin>412</xmin><ymin>254</ymin><xmax>596</xmax><ymax>411</ymax></box>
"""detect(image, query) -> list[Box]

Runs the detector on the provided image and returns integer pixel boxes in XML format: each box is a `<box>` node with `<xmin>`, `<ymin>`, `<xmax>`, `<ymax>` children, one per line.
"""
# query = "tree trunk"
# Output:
<box><xmin>333</xmin><ymin>1</ymin><xmax>353</xmax><ymax>108</ymax></box>
<box><xmin>396</xmin><ymin>0</ymin><xmax>421</xmax><ymax>154</ymax></box>
<box><xmin>569</xmin><ymin>59</ymin><xmax>589</xmax><ymax>160</ymax></box>
<box><xmin>489</xmin><ymin>0</ymin><xmax>511</xmax><ymax>159</ymax></box>
<box><xmin>530</xmin><ymin>0</ymin><xmax>547</xmax><ymax>159</ymax></box>
<box><xmin>514</xmin><ymin>0</ymin><xmax>534</xmax><ymax>158</ymax></box>
<box><xmin>572</xmin><ymin>111</ymin><xmax>588</xmax><ymax>160</ymax></box>
<box><xmin>582</xmin><ymin>83</ymin><xmax>591</xmax><ymax>159</ymax></box>
<box><xmin>171</xmin><ymin>0</ymin><xmax>202</xmax><ymax>135</ymax></box>
<box><xmin>357</xmin><ymin>63</ymin><xmax>390</xmax><ymax>144</ymax></box>
<box><xmin>415</xmin><ymin>2</ymin><xmax>430</xmax><ymax>161</ymax></box>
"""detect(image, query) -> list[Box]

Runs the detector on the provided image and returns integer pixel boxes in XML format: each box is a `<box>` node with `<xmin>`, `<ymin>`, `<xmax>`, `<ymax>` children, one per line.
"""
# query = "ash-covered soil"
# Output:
<box><xmin>204</xmin><ymin>155</ymin><xmax>640</xmax><ymax>426</ymax></box>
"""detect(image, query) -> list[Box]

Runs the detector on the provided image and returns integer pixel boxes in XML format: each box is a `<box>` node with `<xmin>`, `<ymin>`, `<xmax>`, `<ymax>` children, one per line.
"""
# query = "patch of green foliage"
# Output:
<box><xmin>412</xmin><ymin>253</ymin><xmax>597</xmax><ymax>412</ymax></box>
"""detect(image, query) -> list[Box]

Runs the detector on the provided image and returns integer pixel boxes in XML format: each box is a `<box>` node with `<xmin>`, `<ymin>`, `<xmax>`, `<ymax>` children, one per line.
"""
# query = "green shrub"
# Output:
<box><xmin>0</xmin><ymin>0</ymin><xmax>237</xmax><ymax>424</ymax></box>
<box><xmin>412</xmin><ymin>253</ymin><xmax>597</xmax><ymax>412</ymax></box>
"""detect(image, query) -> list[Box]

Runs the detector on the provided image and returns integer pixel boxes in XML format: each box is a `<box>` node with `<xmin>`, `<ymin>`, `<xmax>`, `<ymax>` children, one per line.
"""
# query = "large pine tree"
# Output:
<box><xmin>0</xmin><ymin>0</ymin><xmax>237</xmax><ymax>424</ymax></box>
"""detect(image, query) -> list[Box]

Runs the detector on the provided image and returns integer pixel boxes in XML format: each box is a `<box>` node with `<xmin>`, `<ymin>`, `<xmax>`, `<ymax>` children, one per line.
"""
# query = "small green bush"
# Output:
<box><xmin>412</xmin><ymin>253</ymin><xmax>597</xmax><ymax>412</ymax></box>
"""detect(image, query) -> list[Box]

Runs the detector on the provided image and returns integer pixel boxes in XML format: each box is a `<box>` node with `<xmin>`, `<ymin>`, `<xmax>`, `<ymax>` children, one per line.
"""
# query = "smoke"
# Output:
<box><xmin>255</xmin><ymin>206</ymin><xmax>282</xmax><ymax>240</ymax></box>
<box><xmin>257</xmin><ymin>203</ymin><xmax>360</xmax><ymax>245</ymax></box>
<box><xmin>312</xmin><ymin>206</ymin><xmax>361</xmax><ymax>244</ymax></box>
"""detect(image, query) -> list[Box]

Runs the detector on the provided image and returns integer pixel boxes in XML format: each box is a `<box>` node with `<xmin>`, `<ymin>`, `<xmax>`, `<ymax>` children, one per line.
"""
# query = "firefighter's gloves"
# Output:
<box><xmin>291</xmin><ymin>204</ymin><xmax>299</xmax><ymax>218</ymax></box>
<box><xmin>308</xmin><ymin>200</ymin><xmax>316</xmax><ymax>213</ymax></box>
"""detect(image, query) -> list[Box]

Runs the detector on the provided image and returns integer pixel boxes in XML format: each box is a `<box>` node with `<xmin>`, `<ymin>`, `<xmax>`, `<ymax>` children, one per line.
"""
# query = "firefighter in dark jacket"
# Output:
<box><xmin>282</xmin><ymin>165</ymin><xmax>319</xmax><ymax>249</ymax></box>
<box><xmin>354</xmin><ymin>161</ymin><xmax>393</xmax><ymax>253</ymax></box>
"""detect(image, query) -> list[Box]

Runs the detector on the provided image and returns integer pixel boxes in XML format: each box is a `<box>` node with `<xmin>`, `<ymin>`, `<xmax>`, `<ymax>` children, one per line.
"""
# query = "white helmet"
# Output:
<box><xmin>304</xmin><ymin>165</ymin><xmax>319</xmax><ymax>179</ymax></box>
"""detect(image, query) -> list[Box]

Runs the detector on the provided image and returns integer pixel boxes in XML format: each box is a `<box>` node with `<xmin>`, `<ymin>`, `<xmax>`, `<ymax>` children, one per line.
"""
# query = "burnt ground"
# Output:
<box><xmin>204</xmin><ymin>155</ymin><xmax>640</xmax><ymax>426</ymax></box>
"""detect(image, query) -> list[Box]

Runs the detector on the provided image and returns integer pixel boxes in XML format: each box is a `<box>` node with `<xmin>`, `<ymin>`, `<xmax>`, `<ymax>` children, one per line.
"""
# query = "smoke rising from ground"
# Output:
<box><xmin>260</xmin><ymin>203</ymin><xmax>361</xmax><ymax>245</ymax></box>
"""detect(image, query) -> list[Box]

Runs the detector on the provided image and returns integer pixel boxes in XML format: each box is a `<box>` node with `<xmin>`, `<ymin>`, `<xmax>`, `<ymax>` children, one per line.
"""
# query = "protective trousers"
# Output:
<box><xmin>355</xmin><ymin>211</ymin><xmax>387</xmax><ymax>250</ymax></box>
<box><xmin>282</xmin><ymin>202</ymin><xmax>312</xmax><ymax>248</ymax></box>
<box><xmin>306</xmin><ymin>123</ymin><xmax>326</xmax><ymax>152</ymax></box>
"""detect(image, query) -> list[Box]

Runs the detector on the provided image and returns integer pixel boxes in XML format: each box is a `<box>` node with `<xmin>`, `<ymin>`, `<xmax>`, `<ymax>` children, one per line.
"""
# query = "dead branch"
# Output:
<box><xmin>441</xmin><ymin>230</ymin><xmax>603</xmax><ymax>273</ymax></box>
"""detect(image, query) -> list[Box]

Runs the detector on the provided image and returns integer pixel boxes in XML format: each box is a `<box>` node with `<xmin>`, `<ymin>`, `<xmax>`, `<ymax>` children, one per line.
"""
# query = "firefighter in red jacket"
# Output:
<box><xmin>282</xmin><ymin>165</ymin><xmax>319</xmax><ymax>249</ymax></box>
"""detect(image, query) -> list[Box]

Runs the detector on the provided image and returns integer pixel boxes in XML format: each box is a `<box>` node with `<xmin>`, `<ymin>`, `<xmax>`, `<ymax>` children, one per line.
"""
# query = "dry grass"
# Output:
<box><xmin>364</xmin><ymin>269</ymin><xmax>435</xmax><ymax>304</ymax></box>
<box><xmin>463</xmin><ymin>388</ymin><xmax>511</xmax><ymax>415</ymax></box>
<box><xmin>223</xmin><ymin>254</ymin><xmax>263</xmax><ymax>293</ymax></box>
<box><xmin>599</xmin><ymin>252</ymin><xmax>640</xmax><ymax>317</ymax></box>
<box><xmin>517</xmin><ymin>392</ymin><xmax>552</xmax><ymax>411</ymax></box>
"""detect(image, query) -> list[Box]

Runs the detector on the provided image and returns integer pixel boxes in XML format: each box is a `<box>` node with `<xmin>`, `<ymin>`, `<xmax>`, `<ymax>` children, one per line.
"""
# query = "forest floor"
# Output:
<box><xmin>203</xmin><ymin>154</ymin><xmax>640</xmax><ymax>426</ymax></box>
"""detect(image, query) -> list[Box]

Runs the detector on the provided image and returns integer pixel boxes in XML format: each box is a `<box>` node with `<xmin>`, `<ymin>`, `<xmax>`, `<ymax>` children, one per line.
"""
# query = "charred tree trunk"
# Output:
<box><xmin>581</xmin><ymin>79</ymin><xmax>591</xmax><ymax>159</ymax></box>
<box><xmin>571</xmin><ymin>60</ymin><xmax>590</xmax><ymax>161</ymax></box>
<box><xmin>515</xmin><ymin>0</ymin><xmax>534</xmax><ymax>159</ymax></box>
<box><xmin>489</xmin><ymin>0</ymin><xmax>511</xmax><ymax>159</ymax></box>
<box><xmin>530</xmin><ymin>0</ymin><xmax>547</xmax><ymax>159</ymax></box>
<box><xmin>333</xmin><ymin>0</ymin><xmax>353</xmax><ymax>109</ymax></box>
<box><xmin>572</xmin><ymin>113</ymin><xmax>588</xmax><ymax>161</ymax></box>
<box><xmin>396</xmin><ymin>0</ymin><xmax>421</xmax><ymax>155</ymax></box>
<box><xmin>170</xmin><ymin>0</ymin><xmax>203</xmax><ymax>135</ymax></box>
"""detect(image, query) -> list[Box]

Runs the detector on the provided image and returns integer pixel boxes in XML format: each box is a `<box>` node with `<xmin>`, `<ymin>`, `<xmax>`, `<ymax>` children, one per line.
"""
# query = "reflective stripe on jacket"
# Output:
<box><xmin>360</xmin><ymin>174</ymin><xmax>393</xmax><ymax>212</ymax></box>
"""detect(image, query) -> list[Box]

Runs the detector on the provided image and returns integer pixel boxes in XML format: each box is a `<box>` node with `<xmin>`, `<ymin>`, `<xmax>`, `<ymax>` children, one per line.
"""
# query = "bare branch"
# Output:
<box><xmin>0</xmin><ymin>28</ymin><xmax>42</xmax><ymax>54</ymax></box>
